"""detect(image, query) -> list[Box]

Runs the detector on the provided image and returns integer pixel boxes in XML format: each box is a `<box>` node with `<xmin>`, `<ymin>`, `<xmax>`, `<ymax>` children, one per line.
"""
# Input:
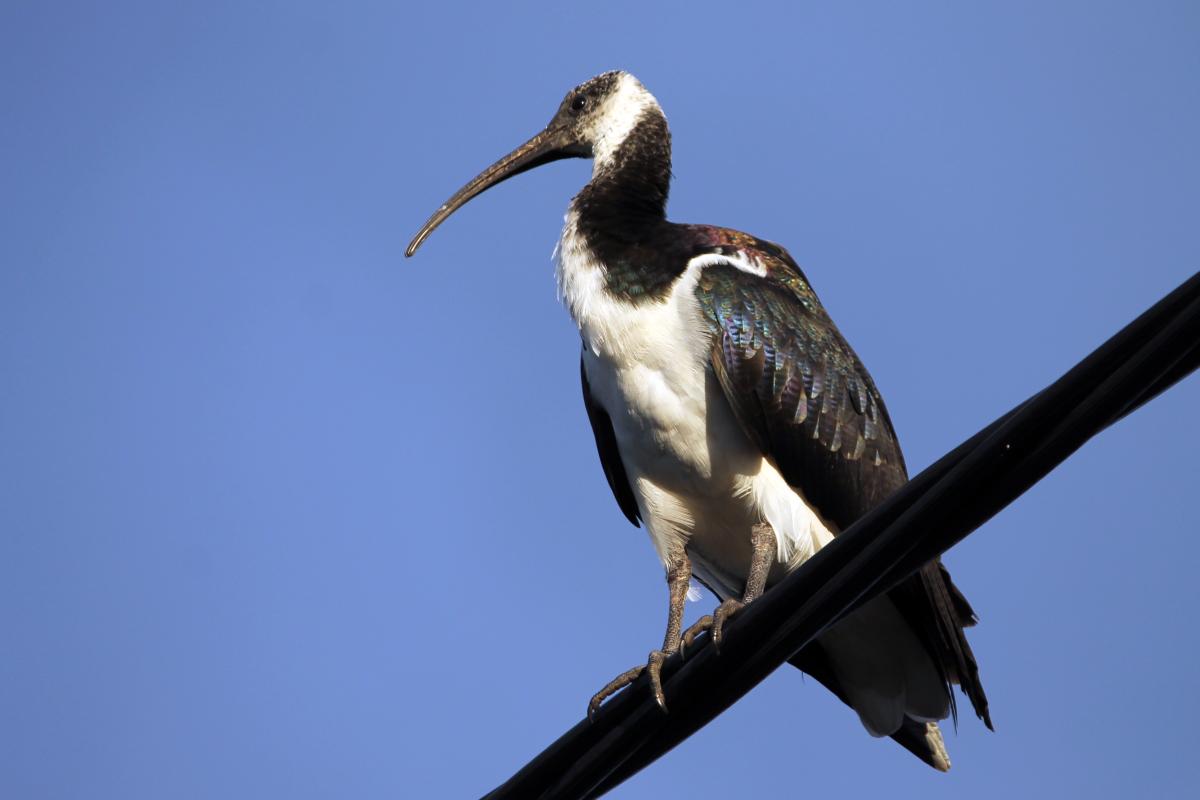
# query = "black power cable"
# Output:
<box><xmin>482</xmin><ymin>271</ymin><xmax>1200</xmax><ymax>800</ymax></box>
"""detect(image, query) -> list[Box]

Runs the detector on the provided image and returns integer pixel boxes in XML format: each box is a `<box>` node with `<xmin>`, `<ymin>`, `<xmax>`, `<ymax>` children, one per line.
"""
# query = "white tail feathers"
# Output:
<box><xmin>818</xmin><ymin>595</ymin><xmax>950</xmax><ymax>737</ymax></box>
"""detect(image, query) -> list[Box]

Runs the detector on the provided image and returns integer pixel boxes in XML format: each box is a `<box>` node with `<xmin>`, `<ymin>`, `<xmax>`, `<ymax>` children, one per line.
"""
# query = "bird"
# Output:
<box><xmin>406</xmin><ymin>70</ymin><xmax>991</xmax><ymax>770</ymax></box>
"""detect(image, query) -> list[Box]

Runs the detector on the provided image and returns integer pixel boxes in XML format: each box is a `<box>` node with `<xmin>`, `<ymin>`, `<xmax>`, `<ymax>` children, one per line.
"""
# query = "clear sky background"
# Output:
<box><xmin>2</xmin><ymin>2</ymin><xmax>1198</xmax><ymax>798</ymax></box>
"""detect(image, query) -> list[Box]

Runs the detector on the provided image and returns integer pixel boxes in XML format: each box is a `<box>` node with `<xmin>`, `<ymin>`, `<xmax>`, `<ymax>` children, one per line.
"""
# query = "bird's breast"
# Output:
<box><xmin>577</xmin><ymin>292</ymin><xmax>726</xmax><ymax>492</ymax></box>
<box><xmin>557</xmin><ymin>212</ymin><xmax>834</xmax><ymax>575</ymax></box>
<box><xmin>557</xmin><ymin>214</ymin><xmax>731</xmax><ymax>486</ymax></box>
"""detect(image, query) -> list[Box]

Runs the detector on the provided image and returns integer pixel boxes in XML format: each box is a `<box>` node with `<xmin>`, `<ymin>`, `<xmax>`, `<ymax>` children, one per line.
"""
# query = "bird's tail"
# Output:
<box><xmin>787</xmin><ymin>597</ymin><xmax>956</xmax><ymax>771</ymax></box>
<box><xmin>818</xmin><ymin>595</ymin><xmax>951</xmax><ymax>733</ymax></box>
<box><xmin>922</xmin><ymin>561</ymin><xmax>992</xmax><ymax>730</ymax></box>
<box><xmin>788</xmin><ymin>647</ymin><xmax>952</xmax><ymax>770</ymax></box>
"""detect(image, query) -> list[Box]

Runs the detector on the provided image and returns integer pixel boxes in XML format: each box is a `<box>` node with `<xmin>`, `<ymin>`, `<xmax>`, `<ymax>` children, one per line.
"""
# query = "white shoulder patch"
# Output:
<box><xmin>685</xmin><ymin>251</ymin><xmax>768</xmax><ymax>279</ymax></box>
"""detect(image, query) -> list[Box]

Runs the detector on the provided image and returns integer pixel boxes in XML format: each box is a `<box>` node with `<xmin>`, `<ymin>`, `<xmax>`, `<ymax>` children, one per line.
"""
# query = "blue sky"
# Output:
<box><xmin>2</xmin><ymin>2</ymin><xmax>1197</xmax><ymax>798</ymax></box>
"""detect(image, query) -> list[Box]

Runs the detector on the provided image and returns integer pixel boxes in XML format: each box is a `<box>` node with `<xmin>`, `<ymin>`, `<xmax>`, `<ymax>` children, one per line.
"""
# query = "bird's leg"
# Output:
<box><xmin>682</xmin><ymin>522</ymin><xmax>776</xmax><ymax>654</ymax></box>
<box><xmin>587</xmin><ymin>551</ymin><xmax>691</xmax><ymax>719</ymax></box>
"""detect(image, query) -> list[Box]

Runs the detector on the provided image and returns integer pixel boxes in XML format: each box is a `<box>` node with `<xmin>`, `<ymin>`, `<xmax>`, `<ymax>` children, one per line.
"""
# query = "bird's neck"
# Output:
<box><xmin>573</xmin><ymin>112</ymin><xmax>671</xmax><ymax>246</ymax></box>
<box><xmin>566</xmin><ymin>112</ymin><xmax>684</xmax><ymax>301</ymax></box>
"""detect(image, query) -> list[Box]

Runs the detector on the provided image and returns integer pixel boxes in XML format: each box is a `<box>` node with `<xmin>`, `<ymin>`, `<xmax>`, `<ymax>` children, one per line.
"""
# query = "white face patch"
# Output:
<box><xmin>587</xmin><ymin>73</ymin><xmax>661</xmax><ymax>170</ymax></box>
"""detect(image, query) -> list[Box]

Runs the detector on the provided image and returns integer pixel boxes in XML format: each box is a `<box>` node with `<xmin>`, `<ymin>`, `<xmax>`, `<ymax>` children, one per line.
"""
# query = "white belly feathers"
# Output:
<box><xmin>555</xmin><ymin>211</ymin><xmax>835</xmax><ymax>595</ymax></box>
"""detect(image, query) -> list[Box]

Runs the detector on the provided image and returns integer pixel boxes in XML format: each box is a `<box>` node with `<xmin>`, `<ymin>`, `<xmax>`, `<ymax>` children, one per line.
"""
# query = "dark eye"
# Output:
<box><xmin>570</xmin><ymin>94</ymin><xmax>587</xmax><ymax>112</ymax></box>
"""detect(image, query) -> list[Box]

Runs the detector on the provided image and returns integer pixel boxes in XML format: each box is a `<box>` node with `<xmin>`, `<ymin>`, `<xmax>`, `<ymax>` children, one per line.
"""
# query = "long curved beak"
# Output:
<box><xmin>405</xmin><ymin>125</ymin><xmax>583</xmax><ymax>257</ymax></box>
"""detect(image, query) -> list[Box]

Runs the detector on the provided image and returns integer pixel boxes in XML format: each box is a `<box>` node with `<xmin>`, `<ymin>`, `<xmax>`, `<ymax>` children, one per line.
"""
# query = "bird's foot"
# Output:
<box><xmin>680</xmin><ymin>598</ymin><xmax>745</xmax><ymax>655</ymax></box>
<box><xmin>587</xmin><ymin>649</ymin><xmax>673</xmax><ymax>720</ymax></box>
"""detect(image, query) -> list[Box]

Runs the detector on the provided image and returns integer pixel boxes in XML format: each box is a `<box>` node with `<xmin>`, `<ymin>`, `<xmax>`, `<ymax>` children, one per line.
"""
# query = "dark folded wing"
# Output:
<box><xmin>696</xmin><ymin>260</ymin><xmax>908</xmax><ymax>523</ymax></box>
<box><xmin>696</xmin><ymin>251</ymin><xmax>991</xmax><ymax>728</ymax></box>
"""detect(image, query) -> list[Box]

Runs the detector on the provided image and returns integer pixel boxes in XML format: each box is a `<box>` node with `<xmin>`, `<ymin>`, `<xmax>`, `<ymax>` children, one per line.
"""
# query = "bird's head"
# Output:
<box><xmin>406</xmin><ymin>71</ymin><xmax>663</xmax><ymax>257</ymax></box>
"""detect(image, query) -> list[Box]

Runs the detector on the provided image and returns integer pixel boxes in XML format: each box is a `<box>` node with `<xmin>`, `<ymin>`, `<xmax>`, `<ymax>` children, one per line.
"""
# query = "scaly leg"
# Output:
<box><xmin>682</xmin><ymin>522</ymin><xmax>776</xmax><ymax>654</ymax></box>
<box><xmin>587</xmin><ymin>552</ymin><xmax>691</xmax><ymax>719</ymax></box>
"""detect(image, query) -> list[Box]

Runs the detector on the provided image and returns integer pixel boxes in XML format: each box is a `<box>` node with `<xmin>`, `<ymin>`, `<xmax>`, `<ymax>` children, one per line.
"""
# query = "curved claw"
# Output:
<box><xmin>710</xmin><ymin>598</ymin><xmax>745</xmax><ymax>651</ymax></box>
<box><xmin>680</xmin><ymin>614</ymin><xmax>714</xmax><ymax>656</ymax></box>
<box><xmin>587</xmin><ymin>649</ymin><xmax>673</xmax><ymax>721</ymax></box>
<box><xmin>679</xmin><ymin>599</ymin><xmax>746</xmax><ymax>656</ymax></box>
<box><xmin>646</xmin><ymin>650</ymin><xmax>668</xmax><ymax>711</ymax></box>
<box><xmin>588</xmin><ymin>664</ymin><xmax>644</xmax><ymax>721</ymax></box>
